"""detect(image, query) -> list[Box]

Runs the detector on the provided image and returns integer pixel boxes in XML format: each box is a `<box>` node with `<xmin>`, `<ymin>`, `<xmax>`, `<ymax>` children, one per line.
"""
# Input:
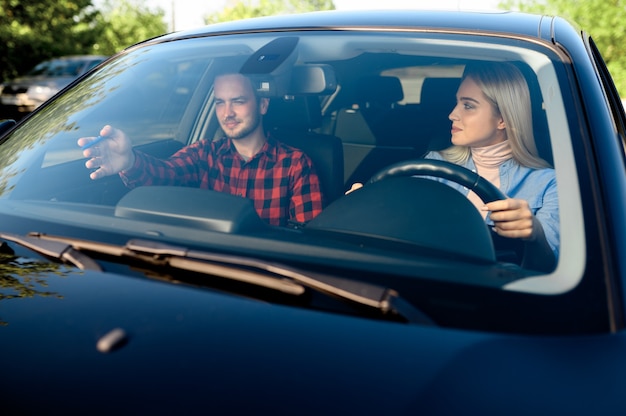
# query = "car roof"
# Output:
<box><xmin>158</xmin><ymin>9</ymin><xmax>559</xmax><ymax>42</ymax></box>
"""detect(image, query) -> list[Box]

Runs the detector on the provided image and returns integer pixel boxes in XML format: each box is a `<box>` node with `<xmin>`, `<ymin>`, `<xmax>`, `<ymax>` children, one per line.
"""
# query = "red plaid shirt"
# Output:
<box><xmin>120</xmin><ymin>137</ymin><xmax>324</xmax><ymax>226</ymax></box>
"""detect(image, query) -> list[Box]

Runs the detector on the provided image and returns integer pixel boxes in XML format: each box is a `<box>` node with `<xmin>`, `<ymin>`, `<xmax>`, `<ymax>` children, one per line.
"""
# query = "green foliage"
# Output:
<box><xmin>0</xmin><ymin>0</ymin><xmax>100</xmax><ymax>82</ymax></box>
<box><xmin>0</xmin><ymin>0</ymin><xmax>167</xmax><ymax>84</ymax></box>
<box><xmin>206</xmin><ymin>0</ymin><xmax>335</xmax><ymax>24</ymax></box>
<box><xmin>91</xmin><ymin>0</ymin><xmax>168</xmax><ymax>56</ymax></box>
<box><xmin>500</xmin><ymin>0</ymin><xmax>626</xmax><ymax>97</ymax></box>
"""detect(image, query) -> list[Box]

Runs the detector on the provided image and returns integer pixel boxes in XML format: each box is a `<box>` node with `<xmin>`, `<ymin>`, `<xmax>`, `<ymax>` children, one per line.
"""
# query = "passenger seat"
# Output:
<box><xmin>264</xmin><ymin>95</ymin><xmax>345</xmax><ymax>205</ymax></box>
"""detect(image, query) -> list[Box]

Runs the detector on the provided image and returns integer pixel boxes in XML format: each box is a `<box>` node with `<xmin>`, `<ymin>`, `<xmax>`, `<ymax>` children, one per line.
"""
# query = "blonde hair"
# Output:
<box><xmin>440</xmin><ymin>62</ymin><xmax>551</xmax><ymax>169</ymax></box>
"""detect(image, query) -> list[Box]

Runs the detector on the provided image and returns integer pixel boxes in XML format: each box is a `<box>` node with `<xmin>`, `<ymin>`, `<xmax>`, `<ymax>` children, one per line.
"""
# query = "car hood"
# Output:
<box><xmin>2</xmin><ymin>258</ymin><xmax>626</xmax><ymax>415</ymax></box>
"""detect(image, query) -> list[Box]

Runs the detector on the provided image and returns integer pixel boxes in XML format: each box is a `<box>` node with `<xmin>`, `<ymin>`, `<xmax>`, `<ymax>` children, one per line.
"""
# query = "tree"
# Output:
<box><xmin>206</xmin><ymin>0</ymin><xmax>335</xmax><ymax>24</ymax></box>
<box><xmin>501</xmin><ymin>0</ymin><xmax>626</xmax><ymax>96</ymax></box>
<box><xmin>0</xmin><ymin>0</ymin><xmax>101</xmax><ymax>82</ymax></box>
<box><xmin>0</xmin><ymin>0</ymin><xmax>168</xmax><ymax>84</ymax></box>
<box><xmin>91</xmin><ymin>0</ymin><xmax>168</xmax><ymax>56</ymax></box>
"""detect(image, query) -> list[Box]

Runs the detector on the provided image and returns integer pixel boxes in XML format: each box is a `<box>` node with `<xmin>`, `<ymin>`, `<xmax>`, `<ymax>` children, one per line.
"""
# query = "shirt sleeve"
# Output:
<box><xmin>534</xmin><ymin>174</ymin><xmax>559</xmax><ymax>259</ymax></box>
<box><xmin>289</xmin><ymin>153</ymin><xmax>324</xmax><ymax>223</ymax></box>
<box><xmin>119</xmin><ymin>141</ymin><xmax>208</xmax><ymax>188</ymax></box>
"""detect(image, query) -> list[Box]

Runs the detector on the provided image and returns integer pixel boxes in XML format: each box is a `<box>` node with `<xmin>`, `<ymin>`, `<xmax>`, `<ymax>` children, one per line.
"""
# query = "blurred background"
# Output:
<box><xmin>2</xmin><ymin>0</ymin><xmax>625</xmax><ymax>120</ymax></box>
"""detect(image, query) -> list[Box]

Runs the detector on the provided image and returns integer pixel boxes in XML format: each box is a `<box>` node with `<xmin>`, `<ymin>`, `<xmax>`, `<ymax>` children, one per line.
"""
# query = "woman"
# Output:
<box><xmin>426</xmin><ymin>62</ymin><xmax>558</xmax><ymax>271</ymax></box>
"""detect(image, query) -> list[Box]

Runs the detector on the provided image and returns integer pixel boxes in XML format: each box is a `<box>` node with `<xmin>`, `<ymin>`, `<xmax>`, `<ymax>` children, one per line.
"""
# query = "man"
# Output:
<box><xmin>78</xmin><ymin>73</ymin><xmax>324</xmax><ymax>226</ymax></box>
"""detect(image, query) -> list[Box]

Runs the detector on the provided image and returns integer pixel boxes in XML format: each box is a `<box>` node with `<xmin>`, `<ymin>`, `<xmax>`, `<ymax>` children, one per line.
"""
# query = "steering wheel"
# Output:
<box><xmin>368</xmin><ymin>158</ymin><xmax>506</xmax><ymax>203</ymax></box>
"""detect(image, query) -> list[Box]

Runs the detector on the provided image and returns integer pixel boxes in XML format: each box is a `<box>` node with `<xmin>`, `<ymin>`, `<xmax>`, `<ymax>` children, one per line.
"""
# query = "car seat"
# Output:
<box><xmin>264</xmin><ymin>95</ymin><xmax>345</xmax><ymax>205</ymax></box>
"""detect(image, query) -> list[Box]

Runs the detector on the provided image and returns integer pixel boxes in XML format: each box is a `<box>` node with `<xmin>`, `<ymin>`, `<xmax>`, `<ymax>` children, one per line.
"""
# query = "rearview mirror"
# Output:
<box><xmin>289</xmin><ymin>64</ymin><xmax>337</xmax><ymax>95</ymax></box>
<box><xmin>251</xmin><ymin>64</ymin><xmax>337</xmax><ymax>96</ymax></box>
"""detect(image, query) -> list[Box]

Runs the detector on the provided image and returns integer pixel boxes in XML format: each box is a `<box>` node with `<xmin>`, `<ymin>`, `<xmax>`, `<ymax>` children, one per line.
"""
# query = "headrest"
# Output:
<box><xmin>420</xmin><ymin>78</ymin><xmax>461</xmax><ymax>151</ymax></box>
<box><xmin>420</xmin><ymin>78</ymin><xmax>460</xmax><ymax>110</ymax></box>
<box><xmin>264</xmin><ymin>95</ymin><xmax>322</xmax><ymax>131</ymax></box>
<box><xmin>357</xmin><ymin>76</ymin><xmax>404</xmax><ymax>104</ymax></box>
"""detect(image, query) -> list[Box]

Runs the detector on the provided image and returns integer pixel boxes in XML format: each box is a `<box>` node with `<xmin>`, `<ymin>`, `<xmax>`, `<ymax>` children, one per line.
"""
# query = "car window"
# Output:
<box><xmin>0</xmin><ymin>30</ymin><xmax>580</xmax><ymax>303</ymax></box>
<box><xmin>382</xmin><ymin>65</ymin><xmax>465</xmax><ymax>104</ymax></box>
<box><xmin>85</xmin><ymin>59</ymin><xmax>105</xmax><ymax>72</ymax></box>
<box><xmin>29</xmin><ymin>59</ymin><xmax>81</xmax><ymax>77</ymax></box>
<box><xmin>587</xmin><ymin>37</ymin><xmax>626</xmax><ymax>145</ymax></box>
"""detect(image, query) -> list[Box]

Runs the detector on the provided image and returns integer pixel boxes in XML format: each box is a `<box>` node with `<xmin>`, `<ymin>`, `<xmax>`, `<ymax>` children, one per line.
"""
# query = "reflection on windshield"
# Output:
<box><xmin>0</xmin><ymin>252</ymin><xmax>65</xmax><ymax>326</ymax></box>
<box><xmin>29</xmin><ymin>60</ymin><xmax>82</xmax><ymax>77</ymax></box>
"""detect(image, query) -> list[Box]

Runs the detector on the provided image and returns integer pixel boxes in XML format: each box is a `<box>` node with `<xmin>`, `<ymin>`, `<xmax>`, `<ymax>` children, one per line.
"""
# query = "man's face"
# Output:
<box><xmin>214</xmin><ymin>74</ymin><xmax>269</xmax><ymax>140</ymax></box>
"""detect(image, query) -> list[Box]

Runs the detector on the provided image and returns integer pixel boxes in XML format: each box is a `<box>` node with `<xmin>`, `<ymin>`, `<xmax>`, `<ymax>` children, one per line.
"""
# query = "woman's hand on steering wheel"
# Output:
<box><xmin>483</xmin><ymin>198</ymin><xmax>540</xmax><ymax>241</ymax></box>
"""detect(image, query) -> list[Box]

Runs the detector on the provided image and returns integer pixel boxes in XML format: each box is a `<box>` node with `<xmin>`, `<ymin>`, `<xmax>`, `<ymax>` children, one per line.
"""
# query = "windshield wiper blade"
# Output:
<box><xmin>24</xmin><ymin>233</ymin><xmax>305</xmax><ymax>296</ymax></box>
<box><xmin>124</xmin><ymin>239</ymin><xmax>436</xmax><ymax>325</ymax></box>
<box><xmin>0</xmin><ymin>232</ymin><xmax>101</xmax><ymax>271</ymax></box>
<box><xmin>26</xmin><ymin>233</ymin><xmax>435</xmax><ymax>325</ymax></box>
<box><xmin>126</xmin><ymin>239</ymin><xmax>307</xmax><ymax>296</ymax></box>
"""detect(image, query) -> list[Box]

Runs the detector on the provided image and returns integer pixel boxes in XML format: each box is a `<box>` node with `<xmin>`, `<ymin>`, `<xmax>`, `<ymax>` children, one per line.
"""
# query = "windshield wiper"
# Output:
<box><xmin>0</xmin><ymin>232</ymin><xmax>101</xmax><ymax>271</ymax></box>
<box><xmin>6</xmin><ymin>232</ymin><xmax>435</xmax><ymax>325</ymax></box>
<box><xmin>123</xmin><ymin>239</ymin><xmax>435</xmax><ymax>325</ymax></box>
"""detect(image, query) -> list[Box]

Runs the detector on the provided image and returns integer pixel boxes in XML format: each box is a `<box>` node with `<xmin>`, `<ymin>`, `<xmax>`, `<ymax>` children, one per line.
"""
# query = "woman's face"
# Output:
<box><xmin>448</xmin><ymin>76</ymin><xmax>506</xmax><ymax>148</ymax></box>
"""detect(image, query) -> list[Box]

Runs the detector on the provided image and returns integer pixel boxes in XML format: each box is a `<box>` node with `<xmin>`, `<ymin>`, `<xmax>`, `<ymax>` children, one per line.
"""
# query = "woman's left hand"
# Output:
<box><xmin>481</xmin><ymin>198</ymin><xmax>538</xmax><ymax>241</ymax></box>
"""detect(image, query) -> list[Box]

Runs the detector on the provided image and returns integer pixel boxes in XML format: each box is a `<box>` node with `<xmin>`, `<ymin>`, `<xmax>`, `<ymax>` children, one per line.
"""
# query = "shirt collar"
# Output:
<box><xmin>216</xmin><ymin>135</ymin><xmax>278</xmax><ymax>163</ymax></box>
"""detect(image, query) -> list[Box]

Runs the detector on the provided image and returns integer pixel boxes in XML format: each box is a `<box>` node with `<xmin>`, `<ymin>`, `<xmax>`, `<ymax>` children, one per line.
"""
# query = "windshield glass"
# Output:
<box><xmin>0</xmin><ymin>30</ymin><xmax>582</xmax><ymax>297</ymax></box>
<box><xmin>27</xmin><ymin>59</ymin><xmax>87</xmax><ymax>77</ymax></box>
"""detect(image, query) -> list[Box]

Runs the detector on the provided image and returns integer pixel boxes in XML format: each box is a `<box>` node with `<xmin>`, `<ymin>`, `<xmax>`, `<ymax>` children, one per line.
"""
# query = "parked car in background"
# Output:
<box><xmin>0</xmin><ymin>55</ymin><xmax>107</xmax><ymax>118</ymax></box>
<box><xmin>2</xmin><ymin>9</ymin><xmax>626</xmax><ymax>415</ymax></box>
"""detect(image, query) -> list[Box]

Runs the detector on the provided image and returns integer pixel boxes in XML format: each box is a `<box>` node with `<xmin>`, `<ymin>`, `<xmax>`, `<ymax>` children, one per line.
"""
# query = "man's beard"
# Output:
<box><xmin>224</xmin><ymin>113</ymin><xmax>261</xmax><ymax>141</ymax></box>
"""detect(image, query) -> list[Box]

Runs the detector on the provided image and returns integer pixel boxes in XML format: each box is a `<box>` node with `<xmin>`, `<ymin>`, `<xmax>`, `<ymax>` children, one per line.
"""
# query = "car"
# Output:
<box><xmin>0</xmin><ymin>55</ymin><xmax>107</xmax><ymax>118</ymax></box>
<box><xmin>2</xmin><ymin>8</ymin><xmax>626</xmax><ymax>415</ymax></box>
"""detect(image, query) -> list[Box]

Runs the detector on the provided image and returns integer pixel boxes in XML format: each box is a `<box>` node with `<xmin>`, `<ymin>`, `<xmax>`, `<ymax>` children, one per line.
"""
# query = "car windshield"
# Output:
<box><xmin>27</xmin><ymin>59</ymin><xmax>86</xmax><ymax>77</ymax></box>
<box><xmin>0</xmin><ymin>30</ymin><xmax>582</xmax><ymax>299</ymax></box>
